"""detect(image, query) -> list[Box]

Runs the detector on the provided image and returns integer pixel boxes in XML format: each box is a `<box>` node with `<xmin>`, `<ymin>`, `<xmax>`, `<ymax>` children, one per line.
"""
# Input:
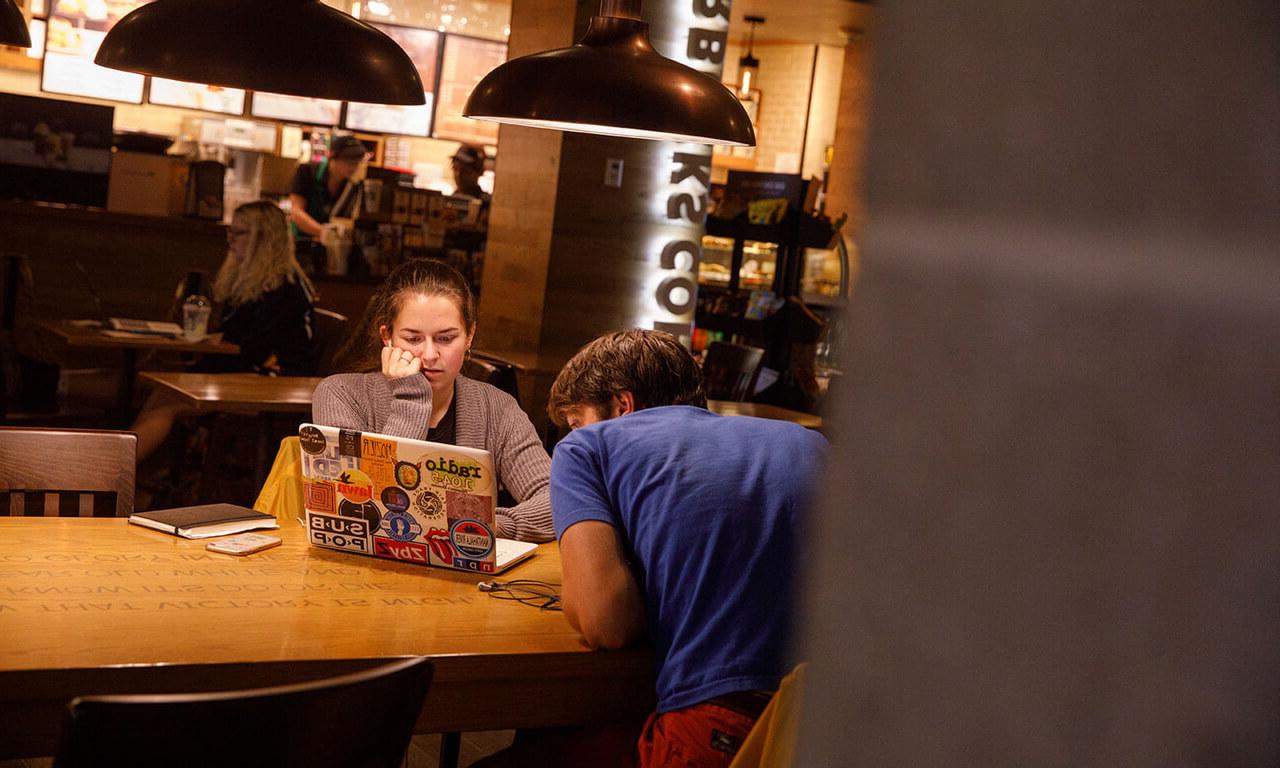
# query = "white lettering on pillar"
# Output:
<box><xmin>651</xmin><ymin>0</ymin><xmax>730</xmax><ymax>344</ymax></box>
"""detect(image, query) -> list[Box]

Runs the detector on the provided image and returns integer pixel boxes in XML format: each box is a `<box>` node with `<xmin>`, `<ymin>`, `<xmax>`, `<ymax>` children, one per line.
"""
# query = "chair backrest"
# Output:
<box><xmin>703</xmin><ymin>341</ymin><xmax>766</xmax><ymax>401</ymax></box>
<box><xmin>463</xmin><ymin>351</ymin><xmax>522</xmax><ymax>406</ymax></box>
<box><xmin>0</xmin><ymin>427</ymin><xmax>136</xmax><ymax>517</ymax></box>
<box><xmin>313</xmin><ymin>307</ymin><xmax>351</xmax><ymax>376</ymax></box>
<box><xmin>53</xmin><ymin>656</ymin><xmax>434</xmax><ymax>768</ymax></box>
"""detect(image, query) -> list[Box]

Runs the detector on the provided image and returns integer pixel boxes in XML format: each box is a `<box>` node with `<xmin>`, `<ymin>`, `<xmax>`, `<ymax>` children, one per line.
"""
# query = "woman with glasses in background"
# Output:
<box><xmin>131</xmin><ymin>200</ymin><xmax>317</xmax><ymax>463</ymax></box>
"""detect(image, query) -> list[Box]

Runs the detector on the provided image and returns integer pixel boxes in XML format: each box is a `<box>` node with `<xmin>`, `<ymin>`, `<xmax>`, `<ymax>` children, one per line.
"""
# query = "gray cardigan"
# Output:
<box><xmin>311</xmin><ymin>372</ymin><xmax>553</xmax><ymax>542</ymax></box>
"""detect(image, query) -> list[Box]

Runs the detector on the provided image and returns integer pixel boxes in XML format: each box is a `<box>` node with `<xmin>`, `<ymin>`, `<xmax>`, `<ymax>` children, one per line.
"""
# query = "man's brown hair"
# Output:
<box><xmin>548</xmin><ymin>329</ymin><xmax>706</xmax><ymax>427</ymax></box>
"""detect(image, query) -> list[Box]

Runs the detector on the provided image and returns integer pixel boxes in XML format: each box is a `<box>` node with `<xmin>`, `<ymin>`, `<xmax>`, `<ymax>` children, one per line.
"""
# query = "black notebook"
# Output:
<box><xmin>129</xmin><ymin>504</ymin><xmax>279</xmax><ymax>539</ymax></box>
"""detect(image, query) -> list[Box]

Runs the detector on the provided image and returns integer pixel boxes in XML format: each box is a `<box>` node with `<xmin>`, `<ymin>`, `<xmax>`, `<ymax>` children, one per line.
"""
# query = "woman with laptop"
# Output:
<box><xmin>312</xmin><ymin>259</ymin><xmax>554</xmax><ymax>542</ymax></box>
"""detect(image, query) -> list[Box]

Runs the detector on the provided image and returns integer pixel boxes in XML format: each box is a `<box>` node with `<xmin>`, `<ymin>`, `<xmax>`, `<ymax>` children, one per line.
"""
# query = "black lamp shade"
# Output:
<box><xmin>464</xmin><ymin>14</ymin><xmax>755</xmax><ymax>146</ymax></box>
<box><xmin>1</xmin><ymin>0</ymin><xmax>31</xmax><ymax>48</ymax></box>
<box><xmin>95</xmin><ymin>0</ymin><xmax>424</xmax><ymax>105</ymax></box>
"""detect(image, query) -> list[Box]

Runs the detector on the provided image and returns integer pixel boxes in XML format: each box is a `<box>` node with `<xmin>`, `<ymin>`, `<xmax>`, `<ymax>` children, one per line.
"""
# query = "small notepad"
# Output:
<box><xmin>129</xmin><ymin>504</ymin><xmax>279</xmax><ymax>539</ymax></box>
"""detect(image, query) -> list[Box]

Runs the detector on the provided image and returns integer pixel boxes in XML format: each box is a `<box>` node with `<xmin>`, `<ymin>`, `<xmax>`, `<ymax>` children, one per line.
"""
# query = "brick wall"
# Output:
<box><xmin>722</xmin><ymin>41</ymin><xmax>816</xmax><ymax>174</ymax></box>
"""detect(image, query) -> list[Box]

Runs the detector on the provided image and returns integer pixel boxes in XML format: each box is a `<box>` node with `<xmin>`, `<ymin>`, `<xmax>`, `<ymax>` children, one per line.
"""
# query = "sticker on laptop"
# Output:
<box><xmin>424</xmin><ymin>527</ymin><xmax>454</xmax><ymax>563</ymax></box>
<box><xmin>394</xmin><ymin>460</ymin><xmax>421</xmax><ymax>490</ymax></box>
<box><xmin>374</xmin><ymin>537</ymin><xmax>429</xmax><ymax>564</ymax></box>
<box><xmin>449</xmin><ymin>518</ymin><xmax>494</xmax><ymax>560</ymax></box>
<box><xmin>335</xmin><ymin>469</ymin><xmax>373</xmax><ymax>504</ymax></box>
<box><xmin>304</xmin><ymin>480</ymin><xmax>336</xmax><ymax>513</ymax></box>
<box><xmin>308</xmin><ymin>512</ymin><xmax>371</xmax><ymax>553</ymax></box>
<box><xmin>415</xmin><ymin>490</ymin><xmax>443</xmax><ymax>520</ymax></box>
<box><xmin>380</xmin><ymin>487</ymin><xmax>411</xmax><ymax>514</ymax></box>
<box><xmin>299</xmin><ymin>425</ymin><xmax>327</xmax><ymax>454</ymax></box>
<box><xmin>379</xmin><ymin>510</ymin><xmax>422</xmax><ymax>542</ymax></box>
<box><xmin>338</xmin><ymin>429</ymin><xmax>363</xmax><ymax>458</ymax></box>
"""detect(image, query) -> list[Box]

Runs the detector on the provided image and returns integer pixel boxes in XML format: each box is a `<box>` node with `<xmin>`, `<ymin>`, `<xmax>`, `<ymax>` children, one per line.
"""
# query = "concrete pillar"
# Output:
<box><xmin>799</xmin><ymin>1</ymin><xmax>1280</xmax><ymax>764</ymax></box>
<box><xmin>479</xmin><ymin>0</ymin><xmax>734</xmax><ymax>422</ymax></box>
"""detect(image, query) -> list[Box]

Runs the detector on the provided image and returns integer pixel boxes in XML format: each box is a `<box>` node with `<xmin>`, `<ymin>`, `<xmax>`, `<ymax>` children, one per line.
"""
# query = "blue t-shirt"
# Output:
<box><xmin>551</xmin><ymin>406</ymin><xmax>828</xmax><ymax>712</ymax></box>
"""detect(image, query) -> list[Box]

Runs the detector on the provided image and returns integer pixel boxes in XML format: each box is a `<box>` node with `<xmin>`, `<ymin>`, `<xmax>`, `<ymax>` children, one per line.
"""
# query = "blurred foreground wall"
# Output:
<box><xmin>799</xmin><ymin>1</ymin><xmax>1279</xmax><ymax>764</ymax></box>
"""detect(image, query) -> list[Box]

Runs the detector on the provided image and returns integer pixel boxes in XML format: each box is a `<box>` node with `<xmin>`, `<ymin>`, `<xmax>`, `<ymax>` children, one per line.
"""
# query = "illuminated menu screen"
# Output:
<box><xmin>433</xmin><ymin>35</ymin><xmax>505</xmax><ymax>145</ymax></box>
<box><xmin>343</xmin><ymin>23</ymin><xmax>439</xmax><ymax>137</ymax></box>
<box><xmin>41</xmin><ymin>0</ymin><xmax>150</xmax><ymax>103</ymax></box>
<box><xmin>251</xmin><ymin>92</ymin><xmax>342</xmax><ymax>125</ymax></box>
<box><xmin>149</xmin><ymin>78</ymin><xmax>246</xmax><ymax>116</ymax></box>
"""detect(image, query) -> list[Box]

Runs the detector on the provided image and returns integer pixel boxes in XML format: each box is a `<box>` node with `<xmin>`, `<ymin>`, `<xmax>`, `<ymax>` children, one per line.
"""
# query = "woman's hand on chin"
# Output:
<box><xmin>381</xmin><ymin>344</ymin><xmax>422</xmax><ymax>380</ymax></box>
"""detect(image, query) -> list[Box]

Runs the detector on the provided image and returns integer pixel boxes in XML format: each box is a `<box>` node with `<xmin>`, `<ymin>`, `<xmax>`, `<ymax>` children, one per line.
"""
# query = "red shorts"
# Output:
<box><xmin>636</xmin><ymin>695</ymin><xmax>766</xmax><ymax>768</ymax></box>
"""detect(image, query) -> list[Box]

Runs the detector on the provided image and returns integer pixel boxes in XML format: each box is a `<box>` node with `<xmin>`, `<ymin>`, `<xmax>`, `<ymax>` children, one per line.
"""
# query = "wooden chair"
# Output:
<box><xmin>703</xmin><ymin>341</ymin><xmax>766</xmax><ymax>401</ymax></box>
<box><xmin>0</xmin><ymin>427</ymin><xmax>136</xmax><ymax>517</ymax></box>
<box><xmin>312</xmin><ymin>307</ymin><xmax>351</xmax><ymax>376</ymax></box>
<box><xmin>52</xmin><ymin>656</ymin><xmax>433</xmax><ymax>768</ymax></box>
<box><xmin>463</xmin><ymin>351</ymin><xmax>522</xmax><ymax>407</ymax></box>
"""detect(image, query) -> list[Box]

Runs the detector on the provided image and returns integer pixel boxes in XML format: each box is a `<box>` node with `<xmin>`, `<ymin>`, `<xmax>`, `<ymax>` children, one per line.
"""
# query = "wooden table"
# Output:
<box><xmin>138</xmin><ymin>372</ymin><xmax>322</xmax><ymax>485</ymax></box>
<box><xmin>707</xmin><ymin>399</ymin><xmax>824</xmax><ymax>430</ymax></box>
<box><xmin>139</xmin><ymin>371</ymin><xmax>320</xmax><ymax>415</ymax></box>
<box><xmin>35</xmin><ymin>320</ymin><xmax>240</xmax><ymax>424</ymax></box>
<box><xmin>0</xmin><ymin>518</ymin><xmax>654</xmax><ymax>759</ymax></box>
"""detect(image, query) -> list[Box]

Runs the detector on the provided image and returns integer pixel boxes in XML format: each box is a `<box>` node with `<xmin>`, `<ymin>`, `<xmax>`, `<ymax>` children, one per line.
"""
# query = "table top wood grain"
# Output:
<box><xmin>138</xmin><ymin>371</ymin><xmax>322</xmax><ymax>414</ymax></box>
<box><xmin>0</xmin><ymin>517</ymin><xmax>653</xmax><ymax>757</ymax></box>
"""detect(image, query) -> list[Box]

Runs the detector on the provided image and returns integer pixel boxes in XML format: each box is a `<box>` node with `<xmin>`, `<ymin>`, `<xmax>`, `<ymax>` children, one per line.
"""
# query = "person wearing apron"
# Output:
<box><xmin>288</xmin><ymin>135</ymin><xmax>367</xmax><ymax>271</ymax></box>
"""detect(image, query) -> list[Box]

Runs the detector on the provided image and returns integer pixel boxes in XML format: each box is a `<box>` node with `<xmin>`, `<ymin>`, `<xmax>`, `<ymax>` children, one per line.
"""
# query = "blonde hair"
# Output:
<box><xmin>213</xmin><ymin>201</ymin><xmax>315</xmax><ymax>306</ymax></box>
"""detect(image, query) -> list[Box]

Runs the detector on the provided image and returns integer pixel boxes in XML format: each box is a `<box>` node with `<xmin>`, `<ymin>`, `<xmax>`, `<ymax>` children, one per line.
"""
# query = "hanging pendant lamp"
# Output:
<box><xmin>1</xmin><ymin>0</ymin><xmax>31</xmax><ymax>48</ymax></box>
<box><xmin>95</xmin><ymin>0</ymin><xmax>424</xmax><ymax>104</ymax></box>
<box><xmin>738</xmin><ymin>16</ymin><xmax>764</xmax><ymax>97</ymax></box>
<box><xmin>463</xmin><ymin>0</ymin><xmax>755</xmax><ymax>146</ymax></box>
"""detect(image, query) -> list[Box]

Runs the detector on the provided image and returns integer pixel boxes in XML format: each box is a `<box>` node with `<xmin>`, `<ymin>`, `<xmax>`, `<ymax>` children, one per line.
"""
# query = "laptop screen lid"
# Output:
<box><xmin>298</xmin><ymin>423</ymin><xmax>535</xmax><ymax>573</ymax></box>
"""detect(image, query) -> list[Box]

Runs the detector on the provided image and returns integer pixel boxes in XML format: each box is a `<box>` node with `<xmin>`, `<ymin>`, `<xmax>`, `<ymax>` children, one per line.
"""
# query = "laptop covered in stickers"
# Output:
<box><xmin>297</xmin><ymin>423</ymin><xmax>538</xmax><ymax>574</ymax></box>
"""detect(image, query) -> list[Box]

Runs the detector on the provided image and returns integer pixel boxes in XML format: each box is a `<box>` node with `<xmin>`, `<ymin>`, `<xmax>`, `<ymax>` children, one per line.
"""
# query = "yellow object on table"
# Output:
<box><xmin>253</xmin><ymin>435</ymin><xmax>303</xmax><ymax>520</ymax></box>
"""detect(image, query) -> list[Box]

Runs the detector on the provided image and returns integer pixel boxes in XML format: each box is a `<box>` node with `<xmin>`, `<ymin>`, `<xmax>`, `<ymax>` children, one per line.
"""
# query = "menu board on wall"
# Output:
<box><xmin>343</xmin><ymin>23</ymin><xmax>439</xmax><ymax>137</ymax></box>
<box><xmin>432</xmin><ymin>34</ymin><xmax>506</xmax><ymax>145</ymax></box>
<box><xmin>41</xmin><ymin>0</ymin><xmax>150</xmax><ymax>103</ymax></box>
<box><xmin>149</xmin><ymin>78</ymin><xmax>246</xmax><ymax>116</ymax></box>
<box><xmin>251</xmin><ymin>92</ymin><xmax>342</xmax><ymax>125</ymax></box>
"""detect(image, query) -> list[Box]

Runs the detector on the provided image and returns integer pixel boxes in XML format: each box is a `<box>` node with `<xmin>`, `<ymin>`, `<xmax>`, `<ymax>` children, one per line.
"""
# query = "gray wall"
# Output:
<box><xmin>798</xmin><ymin>1</ymin><xmax>1279</xmax><ymax>764</ymax></box>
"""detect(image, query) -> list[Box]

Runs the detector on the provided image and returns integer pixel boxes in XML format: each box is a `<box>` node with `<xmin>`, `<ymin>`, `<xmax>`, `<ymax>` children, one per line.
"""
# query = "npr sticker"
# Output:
<box><xmin>308</xmin><ymin>512</ymin><xmax>370</xmax><ymax>553</ymax></box>
<box><xmin>374</xmin><ymin>537</ymin><xmax>429</xmax><ymax>564</ymax></box>
<box><xmin>335</xmin><ymin>469</ymin><xmax>373</xmax><ymax>504</ymax></box>
<box><xmin>449</xmin><ymin>518</ymin><xmax>494</xmax><ymax>560</ymax></box>
<box><xmin>304</xmin><ymin>480</ymin><xmax>336</xmax><ymax>513</ymax></box>
<box><xmin>379</xmin><ymin>510</ymin><xmax>422</xmax><ymax>542</ymax></box>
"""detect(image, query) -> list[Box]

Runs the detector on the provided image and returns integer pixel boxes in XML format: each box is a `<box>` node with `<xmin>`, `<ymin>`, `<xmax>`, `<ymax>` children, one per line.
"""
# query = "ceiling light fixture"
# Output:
<box><xmin>0</xmin><ymin>0</ymin><xmax>31</xmax><ymax>48</ymax></box>
<box><xmin>94</xmin><ymin>0</ymin><xmax>425</xmax><ymax>105</ymax></box>
<box><xmin>463</xmin><ymin>0</ymin><xmax>755</xmax><ymax>146</ymax></box>
<box><xmin>738</xmin><ymin>15</ymin><xmax>764</xmax><ymax>97</ymax></box>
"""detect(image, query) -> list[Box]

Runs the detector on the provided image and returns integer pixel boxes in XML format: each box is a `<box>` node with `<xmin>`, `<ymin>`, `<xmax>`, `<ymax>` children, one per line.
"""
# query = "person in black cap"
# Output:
<box><xmin>450</xmin><ymin>143</ymin><xmax>489</xmax><ymax>204</ymax></box>
<box><xmin>288</xmin><ymin>135</ymin><xmax>368</xmax><ymax>266</ymax></box>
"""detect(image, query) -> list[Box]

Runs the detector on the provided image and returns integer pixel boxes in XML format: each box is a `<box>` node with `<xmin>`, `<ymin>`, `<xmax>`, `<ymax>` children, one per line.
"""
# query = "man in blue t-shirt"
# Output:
<box><xmin>547</xmin><ymin>329</ymin><xmax>828</xmax><ymax>768</ymax></box>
